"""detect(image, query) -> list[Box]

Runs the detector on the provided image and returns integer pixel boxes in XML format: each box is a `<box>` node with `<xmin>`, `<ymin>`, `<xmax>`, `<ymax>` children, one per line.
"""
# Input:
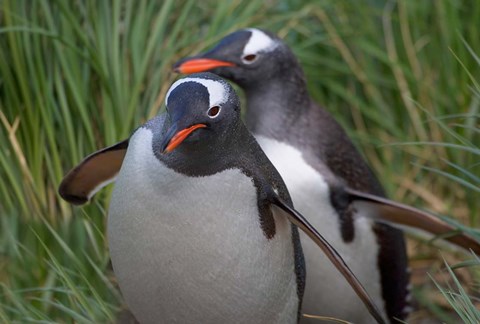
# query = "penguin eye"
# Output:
<box><xmin>207</xmin><ymin>106</ymin><xmax>221</xmax><ymax>118</ymax></box>
<box><xmin>242</xmin><ymin>54</ymin><xmax>257</xmax><ymax>64</ymax></box>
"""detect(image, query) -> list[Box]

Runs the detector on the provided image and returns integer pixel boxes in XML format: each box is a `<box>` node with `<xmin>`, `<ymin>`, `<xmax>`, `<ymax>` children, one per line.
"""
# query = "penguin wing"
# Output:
<box><xmin>270</xmin><ymin>195</ymin><xmax>386</xmax><ymax>324</ymax></box>
<box><xmin>346</xmin><ymin>188</ymin><xmax>480</xmax><ymax>254</ymax></box>
<box><xmin>58</xmin><ymin>139</ymin><xmax>129</xmax><ymax>205</ymax></box>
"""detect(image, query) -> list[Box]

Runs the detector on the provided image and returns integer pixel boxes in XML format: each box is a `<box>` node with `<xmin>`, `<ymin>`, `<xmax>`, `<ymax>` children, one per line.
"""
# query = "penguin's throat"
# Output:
<box><xmin>245</xmin><ymin>83</ymin><xmax>311</xmax><ymax>138</ymax></box>
<box><xmin>157</xmin><ymin>142</ymin><xmax>235</xmax><ymax>177</ymax></box>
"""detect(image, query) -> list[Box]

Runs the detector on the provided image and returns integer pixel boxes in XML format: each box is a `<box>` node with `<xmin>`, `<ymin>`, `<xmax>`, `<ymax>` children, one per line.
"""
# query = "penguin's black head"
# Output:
<box><xmin>173</xmin><ymin>28</ymin><xmax>294</xmax><ymax>88</ymax></box>
<box><xmin>161</xmin><ymin>73</ymin><xmax>240</xmax><ymax>153</ymax></box>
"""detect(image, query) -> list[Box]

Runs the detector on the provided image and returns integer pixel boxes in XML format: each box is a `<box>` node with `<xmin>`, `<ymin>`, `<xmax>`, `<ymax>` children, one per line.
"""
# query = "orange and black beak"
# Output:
<box><xmin>161</xmin><ymin>122</ymin><xmax>207</xmax><ymax>153</ymax></box>
<box><xmin>173</xmin><ymin>57</ymin><xmax>235</xmax><ymax>74</ymax></box>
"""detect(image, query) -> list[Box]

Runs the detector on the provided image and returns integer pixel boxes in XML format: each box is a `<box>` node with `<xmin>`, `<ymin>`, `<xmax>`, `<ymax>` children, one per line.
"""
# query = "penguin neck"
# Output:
<box><xmin>243</xmin><ymin>67</ymin><xmax>311</xmax><ymax>138</ymax></box>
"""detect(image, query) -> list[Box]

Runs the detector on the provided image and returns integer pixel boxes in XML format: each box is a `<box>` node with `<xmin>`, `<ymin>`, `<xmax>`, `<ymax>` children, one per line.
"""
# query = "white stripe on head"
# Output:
<box><xmin>166</xmin><ymin>78</ymin><xmax>229</xmax><ymax>107</ymax></box>
<box><xmin>243</xmin><ymin>28</ymin><xmax>278</xmax><ymax>56</ymax></box>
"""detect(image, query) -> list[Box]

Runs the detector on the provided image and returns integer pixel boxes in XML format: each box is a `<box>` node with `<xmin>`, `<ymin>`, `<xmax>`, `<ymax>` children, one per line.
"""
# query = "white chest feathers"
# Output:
<box><xmin>255</xmin><ymin>135</ymin><xmax>386</xmax><ymax>323</ymax></box>
<box><xmin>108</xmin><ymin>128</ymin><xmax>299</xmax><ymax>324</ymax></box>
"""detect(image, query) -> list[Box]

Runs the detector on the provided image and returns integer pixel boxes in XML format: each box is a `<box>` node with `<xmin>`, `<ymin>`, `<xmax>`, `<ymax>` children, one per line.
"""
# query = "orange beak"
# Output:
<box><xmin>174</xmin><ymin>58</ymin><xmax>235</xmax><ymax>74</ymax></box>
<box><xmin>163</xmin><ymin>124</ymin><xmax>207</xmax><ymax>153</ymax></box>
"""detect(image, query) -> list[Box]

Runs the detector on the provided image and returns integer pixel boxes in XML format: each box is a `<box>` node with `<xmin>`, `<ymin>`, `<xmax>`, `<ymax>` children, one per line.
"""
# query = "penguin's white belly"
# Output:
<box><xmin>255</xmin><ymin>136</ymin><xmax>386</xmax><ymax>323</ymax></box>
<box><xmin>108</xmin><ymin>128</ymin><xmax>299</xmax><ymax>324</ymax></box>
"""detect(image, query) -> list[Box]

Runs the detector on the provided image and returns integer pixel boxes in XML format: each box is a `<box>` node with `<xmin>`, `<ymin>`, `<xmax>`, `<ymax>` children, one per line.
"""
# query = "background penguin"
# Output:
<box><xmin>173</xmin><ymin>28</ymin><xmax>475</xmax><ymax>322</ymax></box>
<box><xmin>59</xmin><ymin>73</ymin><xmax>387</xmax><ymax>324</ymax></box>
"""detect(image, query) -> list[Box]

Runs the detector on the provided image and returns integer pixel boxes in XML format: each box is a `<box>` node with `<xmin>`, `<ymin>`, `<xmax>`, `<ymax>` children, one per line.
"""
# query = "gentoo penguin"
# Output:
<box><xmin>59</xmin><ymin>73</ymin><xmax>387</xmax><ymax>324</ymax></box>
<box><xmin>172</xmin><ymin>29</ymin><xmax>474</xmax><ymax>322</ymax></box>
<box><xmin>59</xmin><ymin>76</ymin><xmax>480</xmax><ymax>321</ymax></box>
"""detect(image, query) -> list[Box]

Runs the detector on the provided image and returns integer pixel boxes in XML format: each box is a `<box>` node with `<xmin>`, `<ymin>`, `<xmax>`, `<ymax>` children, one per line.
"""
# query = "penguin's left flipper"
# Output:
<box><xmin>345</xmin><ymin>188</ymin><xmax>480</xmax><ymax>255</ymax></box>
<box><xmin>270</xmin><ymin>195</ymin><xmax>387</xmax><ymax>324</ymax></box>
<box><xmin>59</xmin><ymin>139</ymin><xmax>129</xmax><ymax>205</ymax></box>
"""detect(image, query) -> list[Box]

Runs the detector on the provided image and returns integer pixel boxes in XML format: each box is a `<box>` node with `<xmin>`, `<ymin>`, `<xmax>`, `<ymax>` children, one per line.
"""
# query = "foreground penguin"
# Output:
<box><xmin>173</xmin><ymin>29</ymin><xmax>478</xmax><ymax>322</ymax></box>
<box><xmin>59</xmin><ymin>73</ymin><xmax>387</xmax><ymax>323</ymax></box>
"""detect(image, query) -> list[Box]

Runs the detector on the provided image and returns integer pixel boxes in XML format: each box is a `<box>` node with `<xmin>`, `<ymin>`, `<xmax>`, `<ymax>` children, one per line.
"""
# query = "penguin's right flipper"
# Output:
<box><xmin>59</xmin><ymin>139</ymin><xmax>129</xmax><ymax>205</ymax></box>
<box><xmin>345</xmin><ymin>188</ymin><xmax>480</xmax><ymax>255</ymax></box>
<box><xmin>270</xmin><ymin>195</ymin><xmax>386</xmax><ymax>324</ymax></box>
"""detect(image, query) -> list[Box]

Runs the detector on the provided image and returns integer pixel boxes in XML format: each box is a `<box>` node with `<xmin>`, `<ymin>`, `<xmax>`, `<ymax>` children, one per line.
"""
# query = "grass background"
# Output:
<box><xmin>0</xmin><ymin>0</ymin><xmax>479</xmax><ymax>322</ymax></box>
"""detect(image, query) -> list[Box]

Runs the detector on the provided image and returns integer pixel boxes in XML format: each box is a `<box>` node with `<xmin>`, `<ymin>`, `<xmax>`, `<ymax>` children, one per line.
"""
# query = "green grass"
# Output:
<box><xmin>0</xmin><ymin>0</ymin><xmax>479</xmax><ymax>322</ymax></box>
<box><xmin>431</xmin><ymin>257</ymin><xmax>480</xmax><ymax>324</ymax></box>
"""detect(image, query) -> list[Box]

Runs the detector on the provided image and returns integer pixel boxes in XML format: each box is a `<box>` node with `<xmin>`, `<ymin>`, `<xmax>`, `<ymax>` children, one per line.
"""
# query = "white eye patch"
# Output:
<box><xmin>242</xmin><ymin>28</ymin><xmax>278</xmax><ymax>57</ymax></box>
<box><xmin>166</xmin><ymin>78</ymin><xmax>229</xmax><ymax>107</ymax></box>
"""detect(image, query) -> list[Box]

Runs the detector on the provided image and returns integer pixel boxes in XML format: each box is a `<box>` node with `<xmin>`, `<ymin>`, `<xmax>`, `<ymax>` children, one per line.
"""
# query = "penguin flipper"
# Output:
<box><xmin>270</xmin><ymin>195</ymin><xmax>386</xmax><ymax>324</ymax></box>
<box><xmin>59</xmin><ymin>139</ymin><xmax>129</xmax><ymax>205</ymax></box>
<box><xmin>346</xmin><ymin>188</ymin><xmax>480</xmax><ymax>254</ymax></box>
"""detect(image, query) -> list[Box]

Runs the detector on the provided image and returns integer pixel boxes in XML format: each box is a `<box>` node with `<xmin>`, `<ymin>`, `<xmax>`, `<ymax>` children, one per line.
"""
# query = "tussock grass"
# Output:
<box><xmin>0</xmin><ymin>0</ymin><xmax>479</xmax><ymax>322</ymax></box>
<box><xmin>431</xmin><ymin>257</ymin><xmax>480</xmax><ymax>324</ymax></box>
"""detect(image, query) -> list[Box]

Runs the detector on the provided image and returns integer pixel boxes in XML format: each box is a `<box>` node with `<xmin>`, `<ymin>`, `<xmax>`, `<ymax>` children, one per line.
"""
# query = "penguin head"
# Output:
<box><xmin>161</xmin><ymin>73</ymin><xmax>241</xmax><ymax>154</ymax></box>
<box><xmin>173</xmin><ymin>28</ymin><xmax>294</xmax><ymax>87</ymax></box>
